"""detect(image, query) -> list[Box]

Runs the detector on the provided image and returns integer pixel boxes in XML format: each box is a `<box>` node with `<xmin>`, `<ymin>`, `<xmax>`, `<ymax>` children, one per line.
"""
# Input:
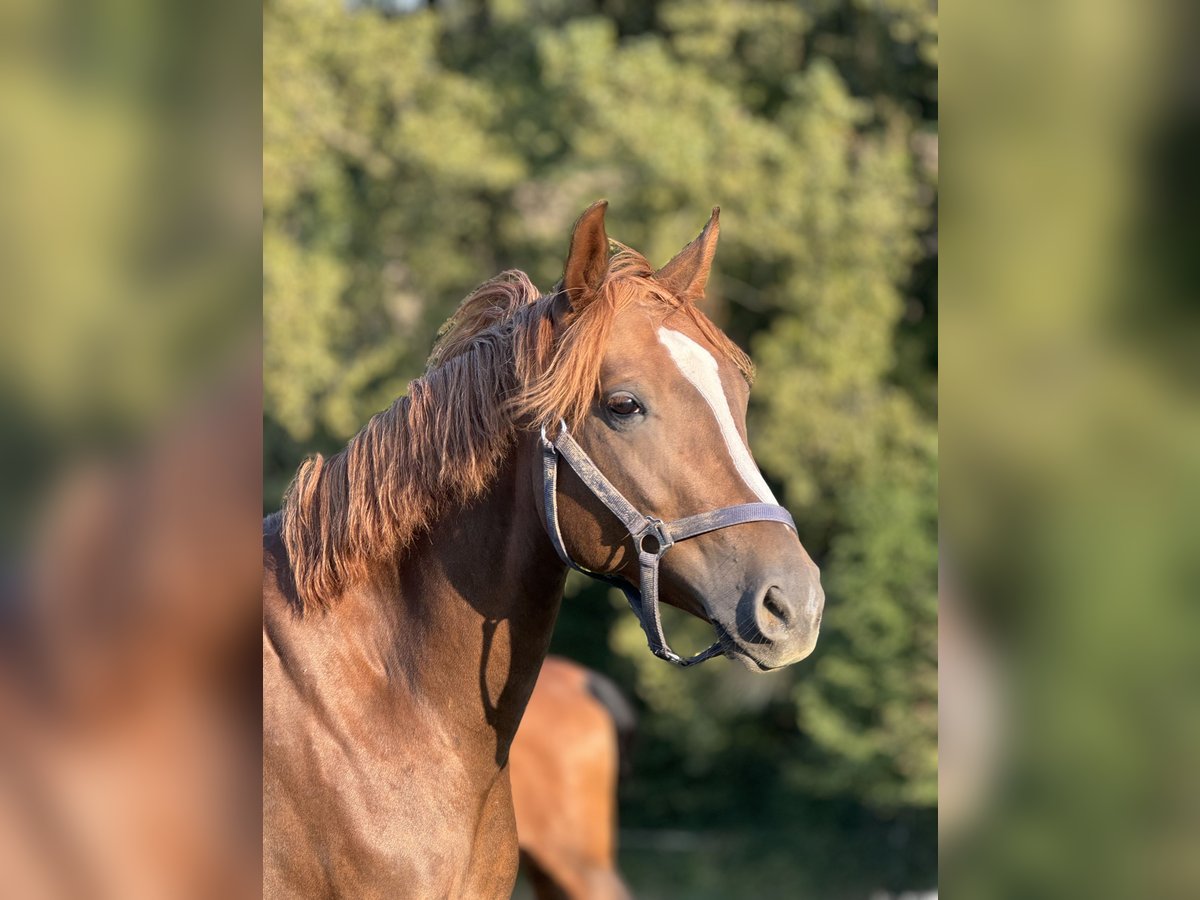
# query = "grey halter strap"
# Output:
<box><xmin>539</xmin><ymin>421</ymin><xmax>797</xmax><ymax>666</ymax></box>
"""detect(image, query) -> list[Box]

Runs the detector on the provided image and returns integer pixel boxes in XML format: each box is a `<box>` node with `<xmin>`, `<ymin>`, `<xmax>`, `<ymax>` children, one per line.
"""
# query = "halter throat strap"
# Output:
<box><xmin>539</xmin><ymin>422</ymin><xmax>796</xmax><ymax>666</ymax></box>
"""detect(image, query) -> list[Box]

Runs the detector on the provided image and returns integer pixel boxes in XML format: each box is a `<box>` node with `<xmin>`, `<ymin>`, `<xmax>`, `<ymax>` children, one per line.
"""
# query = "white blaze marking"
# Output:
<box><xmin>657</xmin><ymin>327</ymin><xmax>778</xmax><ymax>504</ymax></box>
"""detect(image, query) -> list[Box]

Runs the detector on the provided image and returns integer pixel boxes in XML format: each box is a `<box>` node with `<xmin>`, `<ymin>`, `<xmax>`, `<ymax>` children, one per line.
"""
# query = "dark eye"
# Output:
<box><xmin>606</xmin><ymin>392</ymin><xmax>643</xmax><ymax>417</ymax></box>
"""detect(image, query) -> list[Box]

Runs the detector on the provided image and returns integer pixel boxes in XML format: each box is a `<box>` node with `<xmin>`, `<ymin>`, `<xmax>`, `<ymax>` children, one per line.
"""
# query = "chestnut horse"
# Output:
<box><xmin>513</xmin><ymin>656</ymin><xmax>636</xmax><ymax>900</ymax></box>
<box><xmin>263</xmin><ymin>201</ymin><xmax>824</xmax><ymax>897</ymax></box>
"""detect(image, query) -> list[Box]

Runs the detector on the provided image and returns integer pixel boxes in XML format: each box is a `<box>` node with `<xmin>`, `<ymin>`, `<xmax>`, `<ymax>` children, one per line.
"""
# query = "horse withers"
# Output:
<box><xmin>263</xmin><ymin>201</ymin><xmax>824</xmax><ymax>898</ymax></box>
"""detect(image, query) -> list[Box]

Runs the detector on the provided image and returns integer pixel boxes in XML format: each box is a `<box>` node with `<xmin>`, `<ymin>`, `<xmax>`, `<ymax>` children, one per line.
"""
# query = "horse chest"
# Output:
<box><xmin>265</xmin><ymin>687</ymin><xmax>517</xmax><ymax>897</ymax></box>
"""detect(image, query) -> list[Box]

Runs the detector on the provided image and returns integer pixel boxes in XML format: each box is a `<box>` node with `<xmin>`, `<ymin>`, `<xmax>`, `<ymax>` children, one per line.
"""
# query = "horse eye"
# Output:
<box><xmin>606</xmin><ymin>393</ymin><xmax>643</xmax><ymax>417</ymax></box>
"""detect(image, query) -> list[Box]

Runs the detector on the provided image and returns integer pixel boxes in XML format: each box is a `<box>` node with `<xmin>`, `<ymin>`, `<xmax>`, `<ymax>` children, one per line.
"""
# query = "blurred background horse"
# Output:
<box><xmin>513</xmin><ymin>656</ymin><xmax>637</xmax><ymax>900</ymax></box>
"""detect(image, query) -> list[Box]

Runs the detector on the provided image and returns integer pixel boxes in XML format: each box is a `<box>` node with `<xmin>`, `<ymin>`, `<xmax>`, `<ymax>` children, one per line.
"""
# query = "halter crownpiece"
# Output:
<box><xmin>539</xmin><ymin>421</ymin><xmax>797</xmax><ymax>667</ymax></box>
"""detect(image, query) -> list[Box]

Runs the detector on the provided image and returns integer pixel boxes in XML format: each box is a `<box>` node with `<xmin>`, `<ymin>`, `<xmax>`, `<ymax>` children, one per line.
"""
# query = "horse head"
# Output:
<box><xmin>538</xmin><ymin>201</ymin><xmax>823</xmax><ymax>671</ymax></box>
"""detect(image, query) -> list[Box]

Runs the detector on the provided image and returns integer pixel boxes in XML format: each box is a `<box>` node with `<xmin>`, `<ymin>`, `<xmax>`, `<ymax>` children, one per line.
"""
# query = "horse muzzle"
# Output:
<box><xmin>711</xmin><ymin>568</ymin><xmax>824</xmax><ymax>671</ymax></box>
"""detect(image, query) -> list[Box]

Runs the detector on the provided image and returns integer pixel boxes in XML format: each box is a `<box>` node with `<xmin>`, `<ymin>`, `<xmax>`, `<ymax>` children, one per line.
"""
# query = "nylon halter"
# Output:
<box><xmin>539</xmin><ymin>421</ymin><xmax>797</xmax><ymax>666</ymax></box>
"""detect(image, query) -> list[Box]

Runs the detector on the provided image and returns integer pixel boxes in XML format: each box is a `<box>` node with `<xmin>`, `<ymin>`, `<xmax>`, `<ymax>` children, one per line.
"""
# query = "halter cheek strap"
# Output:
<box><xmin>539</xmin><ymin>421</ymin><xmax>797</xmax><ymax>667</ymax></box>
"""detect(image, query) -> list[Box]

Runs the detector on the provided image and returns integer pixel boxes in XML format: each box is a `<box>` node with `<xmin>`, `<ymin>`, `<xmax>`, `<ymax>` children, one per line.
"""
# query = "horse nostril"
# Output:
<box><xmin>757</xmin><ymin>585</ymin><xmax>793</xmax><ymax>639</ymax></box>
<box><xmin>763</xmin><ymin>587</ymin><xmax>790</xmax><ymax>623</ymax></box>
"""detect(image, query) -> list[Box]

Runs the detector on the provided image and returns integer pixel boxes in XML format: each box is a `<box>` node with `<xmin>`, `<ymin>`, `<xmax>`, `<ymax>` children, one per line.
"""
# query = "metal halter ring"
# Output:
<box><xmin>633</xmin><ymin>517</ymin><xmax>673</xmax><ymax>557</ymax></box>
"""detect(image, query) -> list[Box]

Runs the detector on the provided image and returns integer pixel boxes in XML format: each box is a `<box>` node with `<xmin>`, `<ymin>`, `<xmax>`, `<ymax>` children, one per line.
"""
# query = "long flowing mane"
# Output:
<box><xmin>280</xmin><ymin>249</ymin><xmax>753</xmax><ymax>612</ymax></box>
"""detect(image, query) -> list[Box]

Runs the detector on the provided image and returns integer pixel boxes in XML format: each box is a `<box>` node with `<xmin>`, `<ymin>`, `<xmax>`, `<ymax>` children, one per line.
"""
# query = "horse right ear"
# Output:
<box><xmin>654</xmin><ymin>207</ymin><xmax>719</xmax><ymax>302</ymax></box>
<box><xmin>560</xmin><ymin>200</ymin><xmax>610</xmax><ymax>310</ymax></box>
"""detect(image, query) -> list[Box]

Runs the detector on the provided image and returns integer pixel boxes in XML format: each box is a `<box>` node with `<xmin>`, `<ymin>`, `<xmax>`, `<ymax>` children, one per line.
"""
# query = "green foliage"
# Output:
<box><xmin>793</xmin><ymin>437</ymin><xmax>938</xmax><ymax>808</ymax></box>
<box><xmin>264</xmin><ymin>0</ymin><xmax>937</xmax><ymax>885</ymax></box>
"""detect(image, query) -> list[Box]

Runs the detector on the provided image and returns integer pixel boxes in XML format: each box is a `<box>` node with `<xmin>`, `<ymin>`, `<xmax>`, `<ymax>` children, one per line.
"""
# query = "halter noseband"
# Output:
<box><xmin>539</xmin><ymin>421</ymin><xmax>797</xmax><ymax>666</ymax></box>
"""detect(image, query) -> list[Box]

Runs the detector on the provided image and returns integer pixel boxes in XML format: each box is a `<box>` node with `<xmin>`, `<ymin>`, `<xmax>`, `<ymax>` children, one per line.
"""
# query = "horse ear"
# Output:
<box><xmin>654</xmin><ymin>207</ymin><xmax>720</xmax><ymax>302</ymax></box>
<box><xmin>561</xmin><ymin>200</ymin><xmax>610</xmax><ymax>309</ymax></box>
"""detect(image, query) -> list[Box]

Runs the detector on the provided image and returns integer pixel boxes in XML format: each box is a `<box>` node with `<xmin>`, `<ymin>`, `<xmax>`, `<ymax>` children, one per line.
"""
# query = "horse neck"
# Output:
<box><xmin>370</xmin><ymin>431</ymin><xmax>566</xmax><ymax>768</ymax></box>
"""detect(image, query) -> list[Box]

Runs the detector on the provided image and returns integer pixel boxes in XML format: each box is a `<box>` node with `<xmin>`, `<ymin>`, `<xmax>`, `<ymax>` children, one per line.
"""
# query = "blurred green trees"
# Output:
<box><xmin>265</xmin><ymin>0</ymin><xmax>936</xmax><ymax>890</ymax></box>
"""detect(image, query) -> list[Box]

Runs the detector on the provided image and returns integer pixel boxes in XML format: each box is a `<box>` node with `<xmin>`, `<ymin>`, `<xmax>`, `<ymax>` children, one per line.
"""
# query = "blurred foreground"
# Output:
<box><xmin>0</xmin><ymin>362</ymin><xmax>263</xmax><ymax>897</ymax></box>
<box><xmin>1</xmin><ymin>0</ymin><xmax>261</xmax><ymax>894</ymax></box>
<box><xmin>941</xmin><ymin>0</ymin><xmax>1200</xmax><ymax>896</ymax></box>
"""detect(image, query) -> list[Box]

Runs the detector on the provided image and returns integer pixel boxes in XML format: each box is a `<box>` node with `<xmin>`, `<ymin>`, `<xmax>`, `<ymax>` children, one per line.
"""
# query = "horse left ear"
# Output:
<box><xmin>561</xmin><ymin>200</ymin><xmax>610</xmax><ymax>309</ymax></box>
<box><xmin>654</xmin><ymin>207</ymin><xmax>720</xmax><ymax>302</ymax></box>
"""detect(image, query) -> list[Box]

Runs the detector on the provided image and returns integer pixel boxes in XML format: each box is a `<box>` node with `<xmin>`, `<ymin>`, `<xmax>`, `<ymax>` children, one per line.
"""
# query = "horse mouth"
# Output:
<box><xmin>713</xmin><ymin>625</ymin><xmax>784</xmax><ymax>672</ymax></box>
